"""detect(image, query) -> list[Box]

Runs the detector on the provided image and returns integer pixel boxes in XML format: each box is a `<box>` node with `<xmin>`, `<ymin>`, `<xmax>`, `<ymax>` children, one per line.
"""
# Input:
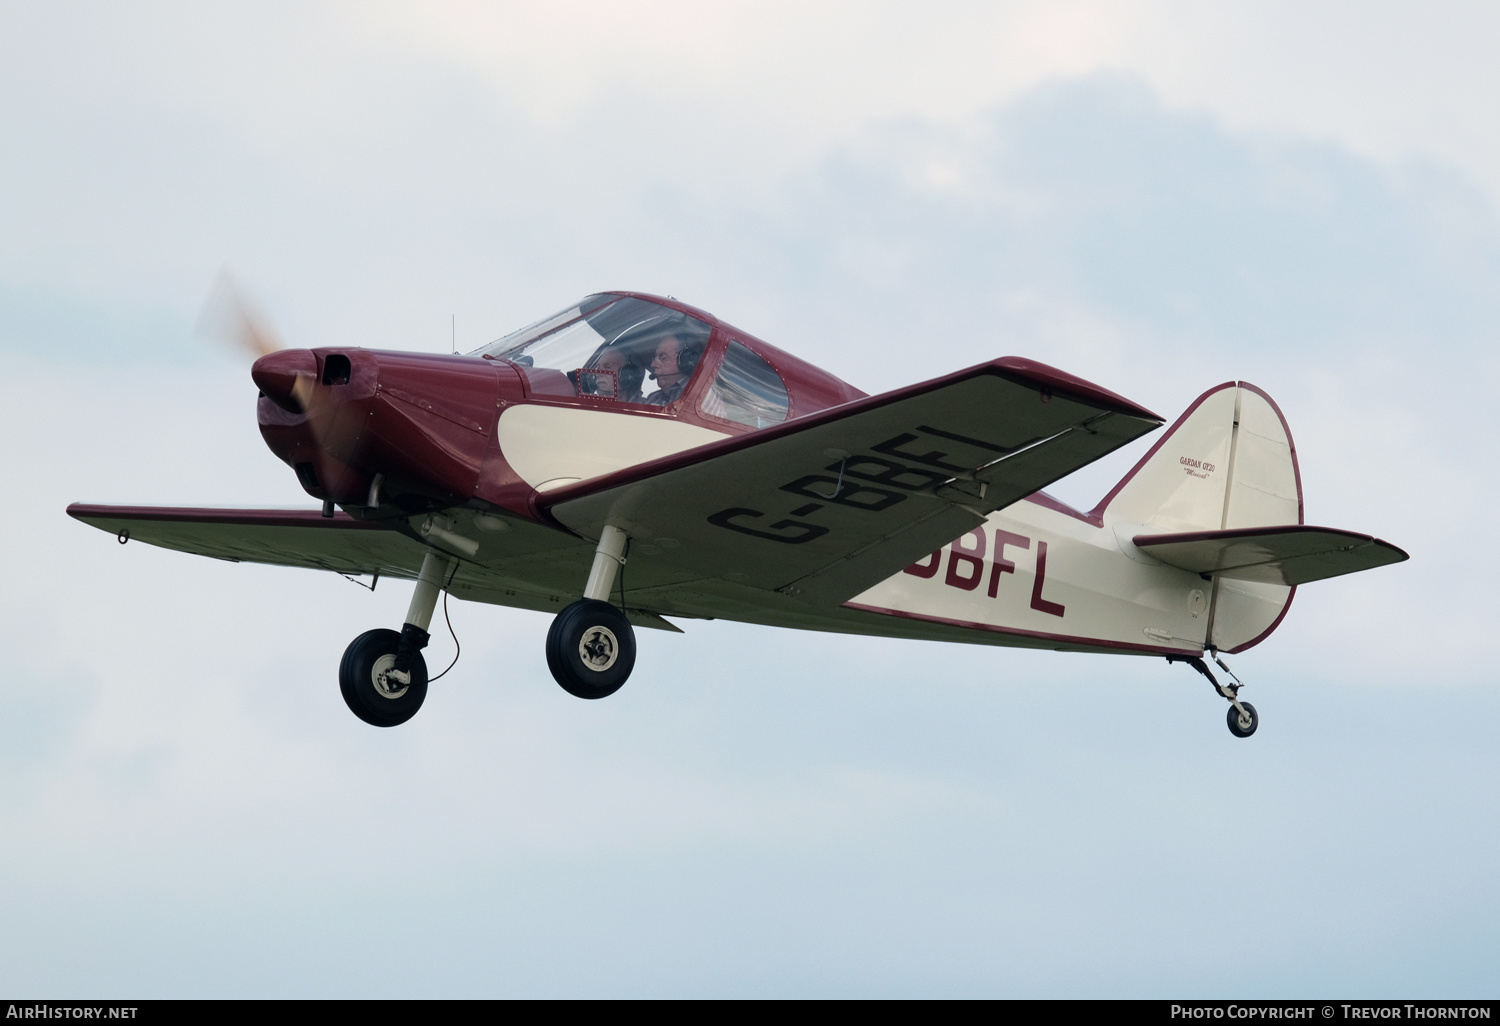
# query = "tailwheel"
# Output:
<box><xmin>547</xmin><ymin>599</ymin><xmax>635</xmax><ymax>700</ymax></box>
<box><xmin>1227</xmin><ymin>701</ymin><xmax>1258</xmax><ymax>739</ymax></box>
<box><xmin>1167</xmin><ymin>652</ymin><xmax>1260</xmax><ymax>739</ymax></box>
<box><xmin>340</xmin><ymin>628</ymin><xmax>428</xmax><ymax>727</ymax></box>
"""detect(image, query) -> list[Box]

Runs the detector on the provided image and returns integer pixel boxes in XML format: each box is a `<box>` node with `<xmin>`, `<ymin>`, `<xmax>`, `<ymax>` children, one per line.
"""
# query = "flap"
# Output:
<box><xmin>1133</xmin><ymin>525</ymin><xmax>1409</xmax><ymax>586</ymax></box>
<box><xmin>544</xmin><ymin>358</ymin><xmax>1163</xmax><ymax>605</ymax></box>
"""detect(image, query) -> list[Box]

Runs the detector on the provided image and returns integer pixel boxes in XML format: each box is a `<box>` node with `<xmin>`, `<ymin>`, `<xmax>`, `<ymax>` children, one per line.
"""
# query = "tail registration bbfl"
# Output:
<box><xmin>69</xmin><ymin>292</ymin><xmax>1406</xmax><ymax>738</ymax></box>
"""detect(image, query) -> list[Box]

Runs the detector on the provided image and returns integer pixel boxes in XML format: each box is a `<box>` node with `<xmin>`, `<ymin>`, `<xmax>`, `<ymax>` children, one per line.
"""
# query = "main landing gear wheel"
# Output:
<box><xmin>340</xmin><ymin>628</ymin><xmax>429</xmax><ymax>727</ymax></box>
<box><xmin>1227</xmin><ymin>701</ymin><xmax>1259</xmax><ymax>739</ymax></box>
<box><xmin>547</xmin><ymin>599</ymin><xmax>636</xmax><ymax>700</ymax></box>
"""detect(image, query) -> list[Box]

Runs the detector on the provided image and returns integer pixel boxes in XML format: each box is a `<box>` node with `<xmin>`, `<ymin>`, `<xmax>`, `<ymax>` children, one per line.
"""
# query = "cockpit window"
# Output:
<box><xmin>472</xmin><ymin>295</ymin><xmax>712</xmax><ymax>405</ymax></box>
<box><xmin>700</xmin><ymin>340</ymin><xmax>790</xmax><ymax>428</ymax></box>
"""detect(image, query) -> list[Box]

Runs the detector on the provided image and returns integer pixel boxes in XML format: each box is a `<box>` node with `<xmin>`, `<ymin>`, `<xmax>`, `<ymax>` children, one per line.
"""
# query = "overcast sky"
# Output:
<box><xmin>1</xmin><ymin>2</ymin><xmax>1495</xmax><ymax>997</ymax></box>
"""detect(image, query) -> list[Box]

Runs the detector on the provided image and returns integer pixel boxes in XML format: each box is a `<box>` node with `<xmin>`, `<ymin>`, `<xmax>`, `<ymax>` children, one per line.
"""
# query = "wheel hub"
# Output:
<box><xmin>370</xmin><ymin>653</ymin><xmax>410</xmax><ymax>699</ymax></box>
<box><xmin>578</xmin><ymin>626</ymin><xmax>619</xmax><ymax>672</ymax></box>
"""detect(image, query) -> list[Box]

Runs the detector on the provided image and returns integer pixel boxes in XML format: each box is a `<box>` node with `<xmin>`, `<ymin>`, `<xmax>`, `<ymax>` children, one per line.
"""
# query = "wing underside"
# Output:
<box><xmin>67</xmin><ymin>504</ymin><xmax>427</xmax><ymax>575</ymax></box>
<box><xmin>65</xmin><ymin>503</ymin><xmax>683</xmax><ymax>632</ymax></box>
<box><xmin>545</xmin><ymin>357</ymin><xmax>1163</xmax><ymax>606</ymax></box>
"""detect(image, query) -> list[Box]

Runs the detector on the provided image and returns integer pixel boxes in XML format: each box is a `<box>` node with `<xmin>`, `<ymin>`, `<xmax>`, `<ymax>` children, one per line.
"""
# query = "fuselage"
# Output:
<box><xmin>249</xmin><ymin>292</ymin><xmax>1276</xmax><ymax>658</ymax></box>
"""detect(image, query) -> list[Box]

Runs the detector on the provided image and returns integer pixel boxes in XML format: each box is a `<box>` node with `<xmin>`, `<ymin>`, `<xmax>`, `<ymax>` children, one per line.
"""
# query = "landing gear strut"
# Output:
<box><xmin>548</xmin><ymin>525</ymin><xmax>636</xmax><ymax>699</ymax></box>
<box><xmin>1169</xmin><ymin>652</ymin><xmax>1258</xmax><ymax>738</ymax></box>
<box><xmin>339</xmin><ymin>549</ymin><xmax>451</xmax><ymax>727</ymax></box>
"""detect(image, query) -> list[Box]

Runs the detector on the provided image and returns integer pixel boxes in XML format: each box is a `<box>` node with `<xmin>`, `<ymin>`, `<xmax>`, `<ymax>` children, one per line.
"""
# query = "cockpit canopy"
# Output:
<box><xmin>472</xmin><ymin>294</ymin><xmax>796</xmax><ymax>429</ymax></box>
<box><xmin>473</xmin><ymin>295</ymin><xmax>713</xmax><ymax>406</ymax></box>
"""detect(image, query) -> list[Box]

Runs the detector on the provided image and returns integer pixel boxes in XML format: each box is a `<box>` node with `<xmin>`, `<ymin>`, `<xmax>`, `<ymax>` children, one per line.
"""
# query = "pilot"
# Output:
<box><xmin>644</xmin><ymin>335</ymin><xmax>703</xmax><ymax>406</ymax></box>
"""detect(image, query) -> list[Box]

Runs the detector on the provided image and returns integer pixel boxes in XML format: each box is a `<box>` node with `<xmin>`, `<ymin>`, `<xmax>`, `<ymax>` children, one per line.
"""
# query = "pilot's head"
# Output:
<box><xmin>593</xmin><ymin>347</ymin><xmax>626</xmax><ymax>374</ymax></box>
<box><xmin>650</xmin><ymin>335</ymin><xmax>685</xmax><ymax>386</ymax></box>
<box><xmin>583</xmin><ymin>346</ymin><xmax>628</xmax><ymax>397</ymax></box>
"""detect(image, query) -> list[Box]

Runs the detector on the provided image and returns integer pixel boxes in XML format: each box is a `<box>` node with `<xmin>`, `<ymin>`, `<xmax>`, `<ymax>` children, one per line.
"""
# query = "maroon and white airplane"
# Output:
<box><xmin>68</xmin><ymin>292</ymin><xmax>1407</xmax><ymax>736</ymax></box>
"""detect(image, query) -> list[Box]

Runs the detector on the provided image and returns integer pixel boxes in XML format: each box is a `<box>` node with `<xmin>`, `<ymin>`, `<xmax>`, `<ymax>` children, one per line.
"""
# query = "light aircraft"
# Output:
<box><xmin>68</xmin><ymin>291</ymin><xmax>1408</xmax><ymax>737</ymax></box>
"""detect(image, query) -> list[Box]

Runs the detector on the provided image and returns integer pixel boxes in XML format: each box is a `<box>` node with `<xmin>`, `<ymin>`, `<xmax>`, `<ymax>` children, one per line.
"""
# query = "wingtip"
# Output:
<box><xmin>989</xmin><ymin>357</ymin><xmax>1164</xmax><ymax>423</ymax></box>
<box><xmin>1374</xmin><ymin>537</ymin><xmax>1411</xmax><ymax>563</ymax></box>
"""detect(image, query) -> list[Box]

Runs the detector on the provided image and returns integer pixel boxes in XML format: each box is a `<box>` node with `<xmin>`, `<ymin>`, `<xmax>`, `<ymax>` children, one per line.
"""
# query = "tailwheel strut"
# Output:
<box><xmin>1168</xmin><ymin>652</ymin><xmax>1258</xmax><ymax>738</ymax></box>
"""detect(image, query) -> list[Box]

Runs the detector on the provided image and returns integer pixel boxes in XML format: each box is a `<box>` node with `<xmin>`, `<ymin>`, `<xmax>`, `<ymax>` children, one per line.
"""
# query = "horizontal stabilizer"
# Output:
<box><xmin>1133</xmin><ymin>525</ymin><xmax>1408</xmax><ymax>586</ymax></box>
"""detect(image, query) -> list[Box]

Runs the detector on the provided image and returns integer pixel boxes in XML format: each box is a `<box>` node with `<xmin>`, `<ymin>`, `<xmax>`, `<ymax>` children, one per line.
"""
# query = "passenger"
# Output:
<box><xmin>583</xmin><ymin>346</ymin><xmax>642</xmax><ymax>402</ymax></box>
<box><xmin>644</xmin><ymin>335</ymin><xmax>703</xmax><ymax>406</ymax></box>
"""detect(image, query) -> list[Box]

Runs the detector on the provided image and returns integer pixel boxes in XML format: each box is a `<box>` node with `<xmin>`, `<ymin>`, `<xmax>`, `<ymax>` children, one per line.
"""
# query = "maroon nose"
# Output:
<box><xmin>252</xmin><ymin>349</ymin><xmax>317</xmax><ymax>412</ymax></box>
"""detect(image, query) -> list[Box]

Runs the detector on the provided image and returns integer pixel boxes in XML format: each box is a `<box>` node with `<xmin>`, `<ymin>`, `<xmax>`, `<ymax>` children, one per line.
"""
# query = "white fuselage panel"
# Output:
<box><xmin>847</xmin><ymin>500</ymin><xmax>1211</xmax><ymax>654</ymax></box>
<box><xmin>499</xmin><ymin>404</ymin><xmax>728</xmax><ymax>492</ymax></box>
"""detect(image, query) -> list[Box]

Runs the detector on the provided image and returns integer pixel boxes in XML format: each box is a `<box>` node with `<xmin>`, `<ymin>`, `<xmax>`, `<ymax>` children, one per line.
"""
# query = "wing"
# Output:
<box><xmin>66</xmin><ymin>504</ymin><xmax>428</xmax><ymax>577</ymax></box>
<box><xmin>1133</xmin><ymin>525</ymin><xmax>1409</xmax><ymax>586</ymax></box>
<box><xmin>66</xmin><ymin>503</ymin><xmax>689</xmax><ymax>631</ymax></box>
<box><xmin>544</xmin><ymin>357</ymin><xmax>1163</xmax><ymax>605</ymax></box>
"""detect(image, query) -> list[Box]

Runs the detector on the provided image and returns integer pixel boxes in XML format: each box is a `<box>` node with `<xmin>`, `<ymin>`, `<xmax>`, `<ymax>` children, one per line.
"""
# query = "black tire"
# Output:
<box><xmin>1227</xmin><ymin>701</ymin><xmax>1258</xmax><ymax>738</ymax></box>
<box><xmin>546</xmin><ymin>600</ymin><xmax>636</xmax><ymax>699</ymax></box>
<box><xmin>339</xmin><ymin>628</ymin><xmax>428</xmax><ymax>727</ymax></box>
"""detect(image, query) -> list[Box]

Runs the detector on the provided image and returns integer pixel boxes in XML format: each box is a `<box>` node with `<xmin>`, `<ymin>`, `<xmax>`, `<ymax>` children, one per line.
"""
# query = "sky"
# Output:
<box><xmin>0</xmin><ymin>1</ymin><xmax>1496</xmax><ymax>997</ymax></box>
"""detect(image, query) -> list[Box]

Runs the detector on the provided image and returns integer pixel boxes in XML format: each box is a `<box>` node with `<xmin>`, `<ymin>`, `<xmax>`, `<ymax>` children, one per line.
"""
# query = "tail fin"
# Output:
<box><xmin>1097</xmin><ymin>382</ymin><xmax>1301</xmax><ymax>532</ymax></box>
<box><xmin>1096</xmin><ymin>382</ymin><xmax>1303</xmax><ymax>652</ymax></box>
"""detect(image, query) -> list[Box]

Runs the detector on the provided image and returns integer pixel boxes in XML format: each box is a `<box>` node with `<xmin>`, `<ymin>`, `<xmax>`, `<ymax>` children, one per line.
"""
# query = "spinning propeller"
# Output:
<box><xmin>201</xmin><ymin>270</ymin><xmax>318</xmax><ymax>415</ymax></box>
<box><xmin>199</xmin><ymin>271</ymin><xmax>373</xmax><ymax>510</ymax></box>
<box><xmin>204</xmin><ymin>274</ymin><xmax>378</xmax><ymax>507</ymax></box>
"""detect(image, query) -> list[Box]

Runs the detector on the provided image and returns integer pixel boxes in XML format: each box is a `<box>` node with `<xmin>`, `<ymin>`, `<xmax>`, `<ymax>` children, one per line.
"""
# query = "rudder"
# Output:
<box><xmin>1098</xmin><ymin>382</ymin><xmax>1302</xmax><ymax>652</ymax></box>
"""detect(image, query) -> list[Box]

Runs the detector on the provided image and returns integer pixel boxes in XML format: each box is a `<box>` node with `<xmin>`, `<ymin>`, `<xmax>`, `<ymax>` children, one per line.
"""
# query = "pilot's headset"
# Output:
<box><xmin>619</xmin><ymin>362</ymin><xmax>645</xmax><ymax>400</ymax></box>
<box><xmin>676</xmin><ymin>338</ymin><xmax>706</xmax><ymax>377</ymax></box>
